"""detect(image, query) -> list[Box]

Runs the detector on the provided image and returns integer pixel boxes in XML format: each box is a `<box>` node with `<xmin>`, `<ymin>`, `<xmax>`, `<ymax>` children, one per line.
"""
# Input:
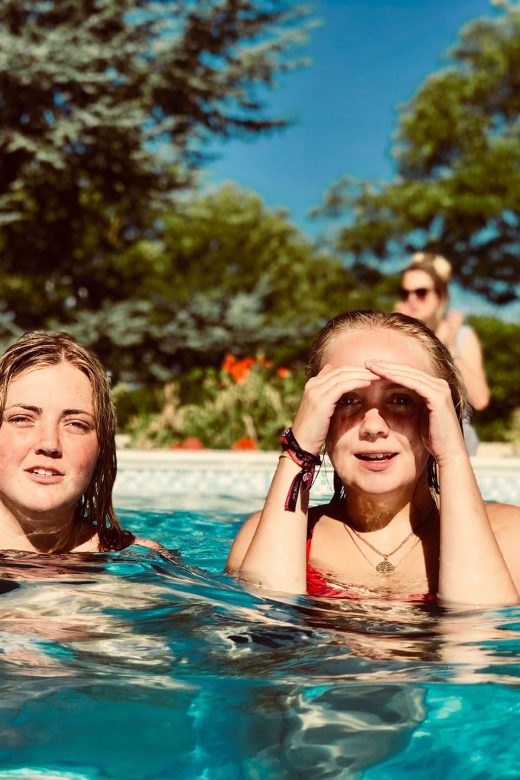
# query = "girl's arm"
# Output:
<box><xmin>226</xmin><ymin>365</ymin><xmax>377</xmax><ymax>594</ymax></box>
<box><xmin>368</xmin><ymin>361</ymin><xmax>519</xmax><ymax>606</ymax></box>
<box><xmin>226</xmin><ymin>458</ymin><xmax>310</xmax><ymax>593</ymax></box>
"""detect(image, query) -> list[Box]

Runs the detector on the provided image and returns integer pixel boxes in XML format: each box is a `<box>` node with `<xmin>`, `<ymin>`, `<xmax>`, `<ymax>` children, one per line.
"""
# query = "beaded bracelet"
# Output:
<box><xmin>280</xmin><ymin>427</ymin><xmax>321</xmax><ymax>511</ymax></box>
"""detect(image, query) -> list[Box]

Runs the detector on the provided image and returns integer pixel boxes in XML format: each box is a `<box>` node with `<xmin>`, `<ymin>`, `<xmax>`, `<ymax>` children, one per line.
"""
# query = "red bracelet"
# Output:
<box><xmin>280</xmin><ymin>428</ymin><xmax>321</xmax><ymax>511</ymax></box>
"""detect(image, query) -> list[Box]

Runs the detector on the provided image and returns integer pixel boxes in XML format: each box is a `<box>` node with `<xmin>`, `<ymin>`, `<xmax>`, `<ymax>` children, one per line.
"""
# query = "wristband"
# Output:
<box><xmin>280</xmin><ymin>427</ymin><xmax>321</xmax><ymax>511</ymax></box>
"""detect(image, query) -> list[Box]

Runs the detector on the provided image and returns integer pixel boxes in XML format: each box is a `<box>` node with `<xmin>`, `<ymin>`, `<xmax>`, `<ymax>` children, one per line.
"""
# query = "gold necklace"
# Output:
<box><xmin>342</xmin><ymin>509</ymin><xmax>435</xmax><ymax>574</ymax></box>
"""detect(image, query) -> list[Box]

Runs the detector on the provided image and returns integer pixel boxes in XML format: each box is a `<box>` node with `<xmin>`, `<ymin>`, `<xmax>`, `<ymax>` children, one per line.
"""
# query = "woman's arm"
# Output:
<box><xmin>226</xmin><ymin>364</ymin><xmax>377</xmax><ymax>594</ymax></box>
<box><xmin>437</xmin><ymin>316</ymin><xmax>489</xmax><ymax>411</ymax></box>
<box><xmin>226</xmin><ymin>459</ymin><xmax>310</xmax><ymax>593</ymax></box>
<box><xmin>453</xmin><ymin>328</ymin><xmax>490</xmax><ymax>411</ymax></box>
<box><xmin>367</xmin><ymin>360</ymin><xmax>519</xmax><ymax>606</ymax></box>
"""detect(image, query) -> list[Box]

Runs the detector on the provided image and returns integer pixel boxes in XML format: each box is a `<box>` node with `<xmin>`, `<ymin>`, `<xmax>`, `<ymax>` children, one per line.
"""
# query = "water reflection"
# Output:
<box><xmin>0</xmin><ymin>532</ymin><xmax>518</xmax><ymax>777</ymax></box>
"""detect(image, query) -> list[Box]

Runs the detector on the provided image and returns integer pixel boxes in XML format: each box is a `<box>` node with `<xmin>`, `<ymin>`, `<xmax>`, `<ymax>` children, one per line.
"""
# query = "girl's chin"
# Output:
<box><xmin>338</xmin><ymin>467</ymin><xmax>422</xmax><ymax>493</ymax></box>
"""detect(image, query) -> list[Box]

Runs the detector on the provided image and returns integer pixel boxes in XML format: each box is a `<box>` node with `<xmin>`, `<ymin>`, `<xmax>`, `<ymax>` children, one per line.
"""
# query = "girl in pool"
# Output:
<box><xmin>227</xmin><ymin>311</ymin><xmax>520</xmax><ymax>605</ymax></box>
<box><xmin>394</xmin><ymin>252</ymin><xmax>489</xmax><ymax>455</ymax></box>
<box><xmin>0</xmin><ymin>331</ymin><xmax>150</xmax><ymax>553</ymax></box>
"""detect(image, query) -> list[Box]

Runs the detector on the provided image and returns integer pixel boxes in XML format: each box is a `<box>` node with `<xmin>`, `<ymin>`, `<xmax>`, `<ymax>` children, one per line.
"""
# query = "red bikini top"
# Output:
<box><xmin>305</xmin><ymin>521</ymin><xmax>437</xmax><ymax>603</ymax></box>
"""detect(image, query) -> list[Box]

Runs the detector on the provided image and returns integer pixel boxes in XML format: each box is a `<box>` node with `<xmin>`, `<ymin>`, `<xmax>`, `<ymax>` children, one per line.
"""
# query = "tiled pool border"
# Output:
<box><xmin>114</xmin><ymin>450</ymin><xmax>520</xmax><ymax>505</ymax></box>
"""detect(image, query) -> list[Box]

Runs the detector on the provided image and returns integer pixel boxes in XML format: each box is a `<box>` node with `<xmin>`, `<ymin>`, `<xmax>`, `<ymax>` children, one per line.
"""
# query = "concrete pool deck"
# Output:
<box><xmin>114</xmin><ymin>447</ymin><xmax>520</xmax><ymax>505</ymax></box>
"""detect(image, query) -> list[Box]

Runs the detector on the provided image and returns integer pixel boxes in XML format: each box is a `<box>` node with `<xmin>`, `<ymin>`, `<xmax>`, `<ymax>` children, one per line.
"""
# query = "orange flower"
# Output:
<box><xmin>221</xmin><ymin>353</ymin><xmax>237</xmax><ymax>375</ymax></box>
<box><xmin>277</xmin><ymin>366</ymin><xmax>291</xmax><ymax>378</ymax></box>
<box><xmin>231</xmin><ymin>436</ymin><xmax>257</xmax><ymax>450</ymax></box>
<box><xmin>231</xmin><ymin>356</ymin><xmax>255</xmax><ymax>383</ymax></box>
<box><xmin>172</xmin><ymin>436</ymin><xmax>206</xmax><ymax>450</ymax></box>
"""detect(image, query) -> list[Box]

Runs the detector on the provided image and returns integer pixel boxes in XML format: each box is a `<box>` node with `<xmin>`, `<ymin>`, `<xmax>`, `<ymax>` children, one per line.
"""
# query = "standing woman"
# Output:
<box><xmin>394</xmin><ymin>252</ymin><xmax>489</xmax><ymax>454</ymax></box>
<box><xmin>0</xmin><ymin>331</ymin><xmax>137</xmax><ymax>553</ymax></box>
<box><xmin>227</xmin><ymin>311</ymin><xmax>520</xmax><ymax>605</ymax></box>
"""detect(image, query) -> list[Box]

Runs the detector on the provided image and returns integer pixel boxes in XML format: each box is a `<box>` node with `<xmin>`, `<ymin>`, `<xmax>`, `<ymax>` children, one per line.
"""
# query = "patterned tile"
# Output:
<box><xmin>114</xmin><ymin>451</ymin><xmax>520</xmax><ymax>506</ymax></box>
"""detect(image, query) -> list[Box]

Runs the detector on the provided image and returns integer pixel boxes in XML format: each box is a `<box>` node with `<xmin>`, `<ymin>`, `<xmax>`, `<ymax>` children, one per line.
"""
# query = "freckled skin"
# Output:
<box><xmin>0</xmin><ymin>363</ymin><xmax>99</xmax><ymax>527</ymax></box>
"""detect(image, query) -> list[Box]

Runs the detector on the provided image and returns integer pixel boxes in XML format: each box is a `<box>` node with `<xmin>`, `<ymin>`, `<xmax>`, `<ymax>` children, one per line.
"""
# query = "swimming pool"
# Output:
<box><xmin>1</xmin><ymin>453</ymin><xmax>519</xmax><ymax>779</ymax></box>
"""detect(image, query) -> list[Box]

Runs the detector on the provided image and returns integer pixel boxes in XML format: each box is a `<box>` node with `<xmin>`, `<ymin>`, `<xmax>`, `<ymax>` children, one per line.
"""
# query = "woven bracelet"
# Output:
<box><xmin>280</xmin><ymin>427</ymin><xmax>321</xmax><ymax>511</ymax></box>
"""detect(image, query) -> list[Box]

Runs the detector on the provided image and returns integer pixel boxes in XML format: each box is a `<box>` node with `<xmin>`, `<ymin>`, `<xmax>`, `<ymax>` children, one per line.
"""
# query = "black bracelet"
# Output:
<box><xmin>280</xmin><ymin>427</ymin><xmax>321</xmax><ymax>511</ymax></box>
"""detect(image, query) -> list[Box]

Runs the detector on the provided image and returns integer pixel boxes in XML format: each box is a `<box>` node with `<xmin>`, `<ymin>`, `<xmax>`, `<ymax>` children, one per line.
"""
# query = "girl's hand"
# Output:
<box><xmin>291</xmin><ymin>363</ymin><xmax>377</xmax><ymax>455</ymax></box>
<box><xmin>365</xmin><ymin>360</ymin><xmax>466</xmax><ymax>464</ymax></box>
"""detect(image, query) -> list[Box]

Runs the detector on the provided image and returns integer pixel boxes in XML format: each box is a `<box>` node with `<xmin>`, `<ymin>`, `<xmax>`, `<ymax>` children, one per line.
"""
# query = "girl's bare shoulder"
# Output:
<box><xmin>486</xmin><ymin>501</ymin><xmax>520</xmax><ymax>532</ymax></box>
<box><xmin>487</xmin><ymin>503</ymin><xmax>520</xmax><ymax>585</ymax></box>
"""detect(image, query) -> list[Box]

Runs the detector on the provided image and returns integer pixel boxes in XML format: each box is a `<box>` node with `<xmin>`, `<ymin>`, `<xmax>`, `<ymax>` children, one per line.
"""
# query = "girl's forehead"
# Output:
<box><xmin>323</xmin><ymin>328</ymin><xmax>434</xmax><ymax>373</ymax></box>
<box><xmin>6</xmin><ymin>362</ymin><xmax>94</xmax><ymax>404</ymax></box>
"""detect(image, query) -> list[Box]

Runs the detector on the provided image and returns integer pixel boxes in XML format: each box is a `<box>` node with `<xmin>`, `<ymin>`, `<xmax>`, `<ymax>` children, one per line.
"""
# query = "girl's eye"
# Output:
<box><xmin>337</xmin><ymin>394</ymin><xmax>359</xmax><ymax>408</ymax></box>
<box><xmin>388</xmin><ymin>394</ymin><xmax>415</xmax><ymax>408</ymax></box>
<box><xmin>68</xmin><ymin>420</ymin><xmax>92</xmax><ymax>432</ymax></box>
<box><xmin>8</xmin><ymin>415</ymin><xmax>32</xmax><ymax>425</ymax></box>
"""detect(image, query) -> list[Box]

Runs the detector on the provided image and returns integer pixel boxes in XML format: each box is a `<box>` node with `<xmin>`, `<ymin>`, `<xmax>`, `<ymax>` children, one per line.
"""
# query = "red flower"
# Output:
<box><xmin>172</xmin><ymin>436</ymin><xmax>206</xmax><ymax>450</ymax></box>
<box><xmin>231</xmin><ymin>356</ymin><xmax>255</xmax><ymax>383</ymax></box>
<box><xmin>231</xmin><ymin>437</ymin><xmax>257</xmax><ymax>450</ymax></box>
<box><xmin>277</xmin><ymin>366</ymin><xmax>291</xmax><ymax>378</ymax></box>
<box><xmin>221</xmin><ymin>353</ymin><xmax>237</xmax><ymax>375</ymax></box>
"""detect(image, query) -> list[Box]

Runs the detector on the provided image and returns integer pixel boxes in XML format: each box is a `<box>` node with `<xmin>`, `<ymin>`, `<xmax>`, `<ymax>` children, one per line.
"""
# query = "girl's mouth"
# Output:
<box><xmin>355</xmin><ymin>452</ymin><xmax>397</xmax><ymax>462</ymax></box>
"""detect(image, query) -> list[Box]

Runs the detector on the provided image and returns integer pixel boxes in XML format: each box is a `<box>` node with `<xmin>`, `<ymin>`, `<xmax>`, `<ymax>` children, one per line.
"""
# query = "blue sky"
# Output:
<box><xmin>204</xmin><ymin>0</ymin><xmax>519</xmax><ymax>321</ymax></box>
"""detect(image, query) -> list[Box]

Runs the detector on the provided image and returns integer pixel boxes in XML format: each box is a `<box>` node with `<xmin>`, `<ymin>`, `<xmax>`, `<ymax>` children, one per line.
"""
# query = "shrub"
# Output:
<box><xmin>125</xmin><ymin>354</ymin><xmax>306</xmax><ymax>450</ymax></box>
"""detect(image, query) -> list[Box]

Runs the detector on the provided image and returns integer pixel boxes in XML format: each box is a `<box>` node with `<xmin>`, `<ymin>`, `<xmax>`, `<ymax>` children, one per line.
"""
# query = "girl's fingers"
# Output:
<box><xmin>310</xmin><ymin>364</ymin><xmax>376</xmax><ymax>387</ymax></box>
<box><xmin>366</xmin><ymin>360</ymin><xmax>465</xmax><ymax>460</ymax></box>
<box><xmin>292</xmin><ymin>367</ymin><xmax>381</xmax><ymax>453</ymax></box>
<box><xmin>365</xmin><ymin>361</ymin><xmax>447</xmax><ymax>402</ymax></box>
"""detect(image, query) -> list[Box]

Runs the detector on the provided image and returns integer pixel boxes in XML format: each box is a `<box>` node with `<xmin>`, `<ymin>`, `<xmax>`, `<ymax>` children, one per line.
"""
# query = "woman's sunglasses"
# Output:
<box><xmin>398</xmin><ymin>287</ymin><xmax>435</xmax><ymax>302</ymax></box>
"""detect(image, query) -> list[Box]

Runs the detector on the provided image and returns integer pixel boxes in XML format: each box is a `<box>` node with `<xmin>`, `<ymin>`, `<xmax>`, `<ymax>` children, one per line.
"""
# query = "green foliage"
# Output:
<box><xmin>52</xmin><ymin>185</ymin><xmax>369</xmax><ymax>383</ymax></box>
<box><xmin>315</xmin><ymin>2</ymin><xmax>520</xmax><ymax>304</ymax></box>
<box><xmin>114</xmin><ymin>313</ymin><xmax>520</xmax><ymax>448</ymax></box>
<box><xmin>505</xmin><ymin>408</ymin><xmax>520</xmax><ymax>453</ymax></box>
<box><xmin>126</xmin><ymin>355</ymin><xmax>306</xmax><ymax>450</ymax></box>
<box><xmin>468</xmin><ymin>315</ymin><xmax>520</xmax><ymax>440</ymax></box>
<box><xmin>0</xmin><ymin>0</ymin><xmax>312</xmax><ymax>322</ymax></box>
<box><xmin>111</xmin><ymin>383</ymin><xmax>163</xmax><ymax>432</ymax></box>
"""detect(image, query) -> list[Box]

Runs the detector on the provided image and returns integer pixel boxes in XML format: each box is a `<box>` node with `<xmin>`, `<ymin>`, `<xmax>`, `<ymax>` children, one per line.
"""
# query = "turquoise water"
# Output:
<box><xmin>0</xmin><ymin>496</ymin><xmax>519</xmax><ymax>779</ymax></box>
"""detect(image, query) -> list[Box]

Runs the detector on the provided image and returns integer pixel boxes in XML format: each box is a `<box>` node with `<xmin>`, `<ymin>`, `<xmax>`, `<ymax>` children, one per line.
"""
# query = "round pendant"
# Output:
<box><xmin>376</xmin><ymin>560</ymin><xmax>395</xmax><ymax>574</ymax></box>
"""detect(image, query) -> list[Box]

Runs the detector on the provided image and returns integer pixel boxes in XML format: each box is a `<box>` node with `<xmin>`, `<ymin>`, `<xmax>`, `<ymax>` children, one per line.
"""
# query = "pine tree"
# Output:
<box><xmin>0</xmin><ymin>0</ymin><xmax>311</xmax><ymax>321</ymax></box>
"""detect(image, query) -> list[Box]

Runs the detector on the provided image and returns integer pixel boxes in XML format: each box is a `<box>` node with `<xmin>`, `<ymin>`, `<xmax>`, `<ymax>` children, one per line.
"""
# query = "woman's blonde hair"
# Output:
<box><xmin>0</xmin><ymin>331</ymin><xmax>132</xmax><ymax>551</ymax></box>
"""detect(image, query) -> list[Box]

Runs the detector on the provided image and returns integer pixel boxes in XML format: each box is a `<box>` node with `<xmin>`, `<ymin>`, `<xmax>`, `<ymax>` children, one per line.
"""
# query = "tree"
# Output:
<box><xmin>0</xmin><ymin>0</ymin><xmax>312</xmax><ymax>322</ymax></box>
<box><xmin>59</xmin><ymin>185</ymin><xmax>367</xmax><ymax>383</ymax></box>
<box><xmin>469</xmin><ymin>315</ymin><xmax>520</xmax><ymax>440</ymax></box>
<box><xmin>315</xmin><ymin>1</ymin><xmax>520</xmax><ymax>304</ymax></box>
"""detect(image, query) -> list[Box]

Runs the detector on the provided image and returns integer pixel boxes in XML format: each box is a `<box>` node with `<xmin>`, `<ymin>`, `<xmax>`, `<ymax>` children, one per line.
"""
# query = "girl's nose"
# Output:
<box><xmin>359</xmin><ymin>407</ymin><xmax>389</xmax><ymax>440</ymax></box>
<box><xmin>34</xmin><ymin>423</ymin><xmax>62</xmax><ymax>458</ymax></box>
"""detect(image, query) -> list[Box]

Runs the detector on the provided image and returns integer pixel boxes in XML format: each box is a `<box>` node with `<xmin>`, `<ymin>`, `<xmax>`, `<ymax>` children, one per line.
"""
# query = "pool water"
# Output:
<box><xmin>0</xmin><ymin>496</ymin><xmax>519</xmax><ymax>779</ymax></box>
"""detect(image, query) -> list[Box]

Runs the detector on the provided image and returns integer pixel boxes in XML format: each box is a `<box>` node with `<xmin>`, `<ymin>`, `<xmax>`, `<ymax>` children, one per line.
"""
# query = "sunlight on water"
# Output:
<box><xmin>0</xmin><ymin>499</ymin><xmax>518</xmax><ymax>779</ymax></box>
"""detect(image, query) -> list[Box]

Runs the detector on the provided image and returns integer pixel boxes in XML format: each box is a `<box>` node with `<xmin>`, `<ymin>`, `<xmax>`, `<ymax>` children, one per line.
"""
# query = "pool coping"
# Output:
<box><xmin>114</xmin><ymin>449</ymin><xmax>520</xmax><ymax>504</ymax></box>
<box><xmin>116</xmin><ymin>447</ymin><xmax>520</xmax><ymax>470</ymax></box>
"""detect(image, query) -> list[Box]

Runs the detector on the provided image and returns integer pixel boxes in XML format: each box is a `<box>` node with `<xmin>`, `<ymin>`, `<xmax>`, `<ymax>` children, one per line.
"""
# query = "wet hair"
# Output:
<box><xmin>0</xmin><ymin>331</ymin><xmax>133</xmax><ymax>551</ymax></box>
<box><xmin>307</xmin><ymin>310</ymin><xmax>467</xmax><ymax>499</ymax></box>
<box><xmin>399</xmin><ymin>252</ymin><xmax>453</xmax><ymax>327</ymax></box>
